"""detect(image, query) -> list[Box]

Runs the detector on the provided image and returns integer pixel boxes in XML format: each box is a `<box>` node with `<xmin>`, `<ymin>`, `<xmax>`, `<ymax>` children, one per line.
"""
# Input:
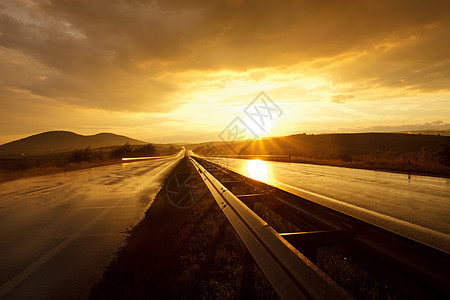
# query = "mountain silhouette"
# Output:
<box><xmin>0</xmin><ymin>131</ymin><xmax>148</xmax><ymax>155</ymax></box>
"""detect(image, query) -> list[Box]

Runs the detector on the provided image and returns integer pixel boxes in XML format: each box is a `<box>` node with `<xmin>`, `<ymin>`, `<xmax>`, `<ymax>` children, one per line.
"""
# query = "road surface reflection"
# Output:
<box><xmin>245</xmin><ymin>159</ymin><xmax>271</xmax><ymax>182</ymax></box>
<box><xmin>0</xmin><ymin>152</ymin><xmax>183</xmax><ymax>299</ymax></box>
<box><xmin>207</xmin><ymin>156</ymin><xmax>450</xmax><ymax>253</ymax></box>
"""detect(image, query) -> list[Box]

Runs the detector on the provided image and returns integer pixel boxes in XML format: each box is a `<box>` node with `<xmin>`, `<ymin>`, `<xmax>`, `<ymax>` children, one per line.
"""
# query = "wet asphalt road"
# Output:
<box><xmin>0</xmin><ymin>152</ymin><xmax>182</xmax><ymax>299</ymax></box>
<box><xmin>205</xmin><ymin>156</ymin><xmax>450</xmax><ymax>253</ymax></box>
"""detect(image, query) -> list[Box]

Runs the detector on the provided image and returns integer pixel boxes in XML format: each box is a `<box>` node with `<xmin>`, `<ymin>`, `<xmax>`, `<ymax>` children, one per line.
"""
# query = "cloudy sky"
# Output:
<box><xmin>0</xmin><ymin>0</ymin><xmax>449</xmax><ymax>144</ymax></box>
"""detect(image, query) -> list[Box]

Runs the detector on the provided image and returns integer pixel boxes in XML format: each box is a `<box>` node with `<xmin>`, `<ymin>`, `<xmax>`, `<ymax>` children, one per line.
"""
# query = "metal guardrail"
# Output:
<box><xmin>121</xmin><ymin>150</ymin><xmax>183</xmax><ymax>162</ymax></box>
<box><xmin>189</xmin><ymin>155</ymin><xmax>351</xmax><ymax>300</ymax></box>
<box><xmin>208</xmin><ymin>154</ymin><xmax>291</xmax><ymax>159</ymax></box>
<box><xmin>193</xmin><ymin>155</ymin><xmax>450</xmax><ymax>299</ymax></box>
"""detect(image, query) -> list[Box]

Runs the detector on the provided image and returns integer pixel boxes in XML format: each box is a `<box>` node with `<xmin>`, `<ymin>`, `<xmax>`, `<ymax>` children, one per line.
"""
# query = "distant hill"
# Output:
<box><xmin>0</xmin><ymin>131</ymin><xmax>148</xmax><ymax>155</ymax></box>
<box><xmin>396</xmin><ymin>129</ymin><xmax>450</xmax><ymax>136</ymax></box>
<box><xmin>194</xmin><ymin>132</ymin><xmax>449</xmax><ymax>156</ymax></box>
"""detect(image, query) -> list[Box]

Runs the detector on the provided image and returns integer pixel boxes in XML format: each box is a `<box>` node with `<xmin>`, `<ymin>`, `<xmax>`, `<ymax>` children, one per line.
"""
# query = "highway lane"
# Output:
<box><xmin>0</xmin><ymin>151</ymin><xmax>183</xmax><ymax>299</ymax></box>
<box><xmin>203</xmin><ymin>156</ymin><xmax>450</xmax><ymax>252</ymax></box>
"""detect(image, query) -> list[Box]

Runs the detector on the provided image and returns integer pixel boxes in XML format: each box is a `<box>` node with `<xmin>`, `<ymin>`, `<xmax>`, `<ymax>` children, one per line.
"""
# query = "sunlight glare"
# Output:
<box><xmin>245</xmin><ymin>159</ymin><xmax>270</xmax><ymax>181</ymax></box>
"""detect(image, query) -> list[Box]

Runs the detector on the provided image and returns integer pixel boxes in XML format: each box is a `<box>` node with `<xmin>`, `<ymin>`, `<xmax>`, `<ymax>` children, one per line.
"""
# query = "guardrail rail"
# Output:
<box><xmin>190</xmin><ymin>154</ymin><xmax>450</xmax><ymax>299</ymax></box>
<box><xmin>190</xmin><ymin>155</ymin><xmax>351</xmax><ymax>299</ymax></box>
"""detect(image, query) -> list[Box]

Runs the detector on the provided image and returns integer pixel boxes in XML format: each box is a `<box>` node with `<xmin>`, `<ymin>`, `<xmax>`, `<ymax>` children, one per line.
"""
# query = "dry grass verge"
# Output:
<box><xmin>0</xmin><ymin>158</ymin><xmax>122</xmax><ymax>183</ymax></box>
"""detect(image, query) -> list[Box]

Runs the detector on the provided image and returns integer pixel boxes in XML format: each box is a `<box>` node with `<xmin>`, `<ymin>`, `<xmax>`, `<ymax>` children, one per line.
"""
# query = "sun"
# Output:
<box><xmin>242</xmin><ymin>115</ymin><xmax>275</xmax><ymax>138</ymax></box>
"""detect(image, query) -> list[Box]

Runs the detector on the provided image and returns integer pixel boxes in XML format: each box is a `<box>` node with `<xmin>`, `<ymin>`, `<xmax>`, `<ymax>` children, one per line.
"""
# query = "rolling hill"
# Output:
<box><xmin>193</xmin><ymin>132</ymin><xmax>449</xmax><ymax>156</ymax></box>
<box><xmin>0</xmin><ymin>131</ymin><xmax>148</xmax><ymax>155</ymax></box>
<box><xmin>396</xmin><ymin>129</ymin><xmax>450</xmax><ymax>136</ymax></box>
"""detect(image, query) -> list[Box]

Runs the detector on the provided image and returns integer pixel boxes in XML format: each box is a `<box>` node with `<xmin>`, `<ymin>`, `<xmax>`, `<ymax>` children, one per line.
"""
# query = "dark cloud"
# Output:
<box><xmin>0</xmin><ymin>0</ymin><xmax>449</xmax><ymax>113</ymax></box>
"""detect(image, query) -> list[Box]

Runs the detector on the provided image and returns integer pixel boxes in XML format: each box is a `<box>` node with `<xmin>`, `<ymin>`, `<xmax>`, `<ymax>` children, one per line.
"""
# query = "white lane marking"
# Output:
<box><xmin>0</xmin><ymin>155</ymin><xmax>182</xmax><ymax>297</ymax></box>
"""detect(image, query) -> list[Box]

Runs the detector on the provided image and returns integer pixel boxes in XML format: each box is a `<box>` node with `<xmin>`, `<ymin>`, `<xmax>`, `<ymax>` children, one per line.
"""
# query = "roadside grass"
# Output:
<box><xmin>251</xmin><ymin>202</ymin><xmax>405</xmax><ymax>299</ymax></box>
<box><xmin>287</xmin><ymin>152</ymin><xmax>449</xmax><ymax>178</ymax></box>
<box><xmin>0</xmin><ymin>157</ymin><xmax>122</xmax><ymax>183</ymax></box>
<box><xmin>89</xmin><ymin>157</ymin><xmax>277</xmax><ymax>299</ymax></box>
<box><xmin>316</xmin><ymin>248</ymin><xmax>405</xmax><ymax>300</ymax></box>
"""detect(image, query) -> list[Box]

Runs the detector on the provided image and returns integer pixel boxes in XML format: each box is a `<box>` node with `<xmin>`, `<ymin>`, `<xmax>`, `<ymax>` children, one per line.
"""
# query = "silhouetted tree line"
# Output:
<box><xmin>133</xmin><ymin>143</ymin><xmax>156</xmax><ymax>156</ymax></box>
<box><xmin>439</xmin><ymin>138</ymin><xmax>450</xmax><ymax>167</ymax></box>
<box><xmin>110</xmin><ymin>143</ymin><xmax>156</xmax><ymax>158</ymax></box>
<box><xmin>0</xmin><ymin>157</ymin><xmax>43</xmax><ymax>171</ymax></box>
<box><xmin>67</xmin><ymin>143</ymin><xmax>157</xmax><ymax>163</ymax></box>
<box><xmin>69</xmin><ymin>147</ymin><xmax>103</xmax><ymax>163</ymax></box>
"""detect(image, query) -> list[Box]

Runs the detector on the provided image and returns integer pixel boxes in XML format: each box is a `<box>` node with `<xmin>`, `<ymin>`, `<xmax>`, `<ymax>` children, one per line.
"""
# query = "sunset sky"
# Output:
<box><xmin>0</xmin><ymin>0</ymin><xmax>449</xmax><ymax>144</ymax></box>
